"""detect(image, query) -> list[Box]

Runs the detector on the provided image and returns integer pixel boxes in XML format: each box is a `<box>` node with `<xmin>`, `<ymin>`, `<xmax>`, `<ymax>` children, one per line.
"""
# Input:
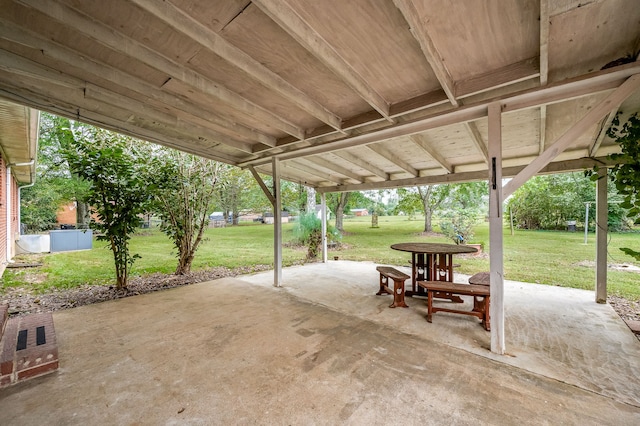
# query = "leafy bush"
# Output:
<box><xmin>438</xmin><ymin>208</ymin><xmax>481</xmax><ymax>244</ymax></box>
<box><xmin>293</xmin><ymin>213</ymin><xmax>340</xmax><ymax>259</ymax></box>
<box><xmin>604</xmin><ymin>112</ymin><xmax>640</xmax><ymax>260</ymax></box>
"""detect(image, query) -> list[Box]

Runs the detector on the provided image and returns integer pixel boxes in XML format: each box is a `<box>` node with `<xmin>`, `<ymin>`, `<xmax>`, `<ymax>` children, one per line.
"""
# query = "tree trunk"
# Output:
<box><xmin>76</xmin><ymin>201</ymin><xmax>91</xmax><ymax>229</ymax></box>
<box><xmin>424</xmin><ymin>208</ymin><xmax>433</xmax><ymax>233</ymax></box>
<box><xmin>306</xmin><ymin>187</ymin><xmax>316</xmax><ymax>214</ymax></box>
<box><xmin>176</xmin><ymin>254</ymin><xmax>193</xmax><ymax>275</ymax></box>
<box><xmin>418</xmin><ymin>186</ymin><xmax>434</xmax><ymax>233</ymax></box>
<box><xmin>335</xmin><ymin>192</ymin><xmax>350</xmax><ymax>232</ymax></box>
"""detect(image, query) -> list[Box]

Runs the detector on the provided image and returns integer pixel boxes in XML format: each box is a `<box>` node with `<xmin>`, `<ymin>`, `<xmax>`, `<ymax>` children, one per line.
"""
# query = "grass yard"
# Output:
<box><xmin>3</xmin><ymin>215</ymin><xmax>640</xmax><ymax>300</ymax></box>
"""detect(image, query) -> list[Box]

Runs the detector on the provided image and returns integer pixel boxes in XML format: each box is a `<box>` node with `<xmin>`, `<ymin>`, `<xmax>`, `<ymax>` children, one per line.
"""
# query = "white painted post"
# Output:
<box><xmin>273</xmin><ymin>158</ymin><xmax>282</xmax><ymax>287</ymax></box>
<box><xmin>584</xmin><ymin>202</ymin><xmax>590</xmax><ymax>245</ymax></box>
<box><xmin>488</xmin><ymin>102</ymin><xmax>505</xmax><ymax>355</ymax></box>
<box><xmin>321</xmin><ymin>193</ymin><xmax>327</xmax><ymax>263</ymax></box>
<box><xmin>595</xmin><ymin>168</ymin><xmax>607</xmax><ymax>303</ymax></box>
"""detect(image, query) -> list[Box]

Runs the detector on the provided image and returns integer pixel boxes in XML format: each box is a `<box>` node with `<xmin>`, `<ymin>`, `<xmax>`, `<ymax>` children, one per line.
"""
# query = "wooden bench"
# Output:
<box><xmin>417</xmin><ymin>281</ymin><xmax>491</xmax><ymax>330</ymax></box>
<box><xmin>376</xmin><ymin>266</ymin><xmax>409</xmax><ymax>308</ymax></box>
<box><xmin>468</xmin><ymin>272</ymin><xmax>490</xmax><ymax>312</ymax></box>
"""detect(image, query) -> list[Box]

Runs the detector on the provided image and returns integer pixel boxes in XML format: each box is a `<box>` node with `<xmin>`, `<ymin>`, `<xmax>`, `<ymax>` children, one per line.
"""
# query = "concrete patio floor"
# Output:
<box><xmin>0</xmin><ymin>260</ymin><xmax>638</xmax><ymax>424</ymax></box>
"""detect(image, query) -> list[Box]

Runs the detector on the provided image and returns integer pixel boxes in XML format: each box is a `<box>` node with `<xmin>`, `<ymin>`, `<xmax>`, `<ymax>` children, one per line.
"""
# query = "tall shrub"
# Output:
<box><xmin>147</xmin><ymin>149</ymin><xmax>220</xmax><ymax>275</ymax></box>
<box><xmin>65</xmin><ymin>129</ymin><xmax>149</xmax><ymax>290</ymax></box>
<box><xmin>293</xmin><ymin>212</ymin><xmax>340</xmax><ymax>259</ymax></box>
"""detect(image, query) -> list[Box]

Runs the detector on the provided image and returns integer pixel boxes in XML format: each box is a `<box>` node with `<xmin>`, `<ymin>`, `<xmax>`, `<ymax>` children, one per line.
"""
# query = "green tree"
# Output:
<box><xmin>65</xmin><ymin>127</ymin><xmax>149</xmax><ymax>290</ymax></box>
<box><xmin>605</xmin><ymin>112</ymin><xmax>640</xmax><ymax>260</ymax></box>
<box><xmin>509</xmin><ymin>172</ymin><xmax>627</xmax><ymax>231</ymax></box>
<box><xmin>148</xmin><ymin>148</ymin><xmax>221</xmax><ymax>275</ymax></box>
<box><xmin>326</xmin><ymin>192</ymin><xmax>352</xmax><ymax>233</ymax></box>
<box><xmin>214</xmin><ymin>166</ymin><xmax>261</xmax><ymax>224</ymax></box>
<box><xmin>436</xmin><ymin>182</ymin><xmax>487</xmax><ymax>244</ymax></box>
<box><xmin>20</xmin><ymin>183</ymin><xmax>60</xmax><ymax>232</ymax></box>
<box><xmin>397</xmin><ymin>185</ymin><xmax>450</xmax><ymax>232</ymax></box>
<box><xmin>20</xmin><ymin>113</ymin><xmax>90</xmax><ymax>232</ymax></box>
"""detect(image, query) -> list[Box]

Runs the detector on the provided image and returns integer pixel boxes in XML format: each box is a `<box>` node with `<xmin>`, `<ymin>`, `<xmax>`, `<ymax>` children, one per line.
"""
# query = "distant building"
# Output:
<box><xmin>351</xmin><ymin>208</ymin><xmax>369</xmax><ymax>217</ymax></box>
<box><xmin>263</xmin><ymin>211</ymin><xmax>290</xmax><ymax>224</ymax></box>
<box><xmin>57</xmin><ymin>202</ymin><xmax>77</xmax><ymax>227</ymax></box>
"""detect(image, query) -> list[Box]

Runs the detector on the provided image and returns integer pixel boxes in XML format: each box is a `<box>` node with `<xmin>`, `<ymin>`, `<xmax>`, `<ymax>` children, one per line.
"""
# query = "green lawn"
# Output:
<box><xmin>3</xmin><ymin>216</ymin><xmax>640</xmax><ymax>300</ymax></box>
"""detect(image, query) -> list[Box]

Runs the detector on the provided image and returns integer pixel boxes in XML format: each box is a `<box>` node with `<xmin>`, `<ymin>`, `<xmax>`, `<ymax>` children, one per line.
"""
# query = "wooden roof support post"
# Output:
<box><xmin>595</xmin><ymin>167</ymin><xmax>608</xmax><ymax>303</ymax></box>
<box><xmin>272</xmin><ymin>158</ymin><xmax>283</xmax><ymax>287</ymax></box>
<box><xmin>321</xmin><ymin>193</ymin><xmax>328</xmax><ymax>263</ymax></box>
<box><xmin>248</xmin><ymin>164</ymin><xmax>282</xmax><ymax>287</ymax></box>
<box><xmin>488</xmin><ymin>102</ymin><xmax>505</xmax><ymax>355</ymax></box>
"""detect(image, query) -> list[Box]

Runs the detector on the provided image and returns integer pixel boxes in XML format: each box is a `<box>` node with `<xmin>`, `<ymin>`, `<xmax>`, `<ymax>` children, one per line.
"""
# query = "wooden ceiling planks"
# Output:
<box><xmin>287</xmin><ymin>0</ymin><xmax>439</xmax><ymax>105</ymax></box>
<box><xmin>219</xmin><ymin>4</ymin><xmax>370</xmax><ymax>122</ymax></box>
<box><xmin>548</xmin><ymin>0</ymin><xmax>640</xmax><ymax>82</ymax></box>
<box><xmin>0</xmin><ymin>0</ymin><xmax>638</xmax><ymax>191</ymax></box>
<box><xmin>413</xmin><ymin>0</ymin><xmax>540</xmax><ymax>82</ymax></box>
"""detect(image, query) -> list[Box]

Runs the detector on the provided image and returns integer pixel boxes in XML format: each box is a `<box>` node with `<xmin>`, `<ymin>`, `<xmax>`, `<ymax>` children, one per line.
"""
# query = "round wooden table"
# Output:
<box><xmin>391</xmin><ymin>243</ymin><xmax>477</xmax><ymax>297</ymax></box>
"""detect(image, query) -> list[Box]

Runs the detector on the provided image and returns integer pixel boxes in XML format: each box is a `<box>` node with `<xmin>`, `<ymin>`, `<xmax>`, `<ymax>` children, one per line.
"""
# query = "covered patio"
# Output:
<box><xmin>0</xmin><ymin>261</ymin><xmax>638</xmax><ymax>423</ymax></box>
<box><xmin>1</xmin><ymin>0</ymin><xmax>640</xmax><ymax>355</ymax></box>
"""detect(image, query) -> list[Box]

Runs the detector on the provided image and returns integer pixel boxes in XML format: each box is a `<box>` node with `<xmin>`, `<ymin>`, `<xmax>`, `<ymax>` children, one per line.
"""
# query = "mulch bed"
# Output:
<box><xmin>1</xmin><ymin>265</ymin><xmax>273</xmax><ymax>316</ymax></box>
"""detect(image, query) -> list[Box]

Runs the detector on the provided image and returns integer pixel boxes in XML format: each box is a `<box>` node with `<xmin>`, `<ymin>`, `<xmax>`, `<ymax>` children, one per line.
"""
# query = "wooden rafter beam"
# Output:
<box><xmin>237</xmin><ymin>62</ymin><xmax>640</xmax><ymax>166</ymax></box>
<box><xmin>332</xmin><ymin>150</ymin><xmax>389</xmax><ymax>181</ymax></box>
<box><xmin>84</xmin><ymin>84</ymin><xmax>255</xmax><ymax>153</ymax></box>
<box><xmin>393</xmin><ymin>0</ymin><xmax>457</xmax><ymax>106</ymax></box>
<box><xmin>0</xmin><ymin>65</ymin><xmax>244</xmax><ymax>164</ymax></box>
<box><xmin>307</xmin><ymin>156</ymin><xmax>365</xmax><ymax>183</ymax></box>
<box><xmin>130</xmin><ymin>0</ymin><xmax>344</xmax><ymax>133</ymax></box>
<box><xmin>409</xmin><ymin>134</ymin><xmax>453</xmax><ymax>173</ymax></box>
<box><xmin>249</xmin><ymin>166</ymin><xmax>276</xmax><ymax>205</ymax></box>
<box><xmin>463</xmin><ymin>122</ymin><xmax>489</xmax><ymax>162</ymax></box>
<box><xmin>82</xmin><ymin>110</ymin><xmax>240</xmax><ymax>163</ymax></box>
<box><xmin>295</xmin><ymin>158</ymin><xmax>360</xmax><ymax>184</ymax></box>
<box><xmin>18</xmin><ymin>0</ymin><xmax>304</xmax><ymax>142</ymax></box>
<box><xmin>0</xmin><ymin>48</ymin><xmax>257</xmax><ymax>153</ymax></box>
<box><xmin>283</xmin><ymin>161</ymin><xmax>345</xmax><ymax>185</ymax></box>
<box><xmin>317</xmin><ymin>156</ymin><xmax>619</xmax><ymax>194</ymax></box>
<box><xmin>252</xmin><ymin>163</ymin><xmax>308</xmax><ymax>186</ymax></box>
<box><xmin>589</xmin><ymin>109</ymin><xmax>618</xmax><ymax>157</ymax></box>
<box><xmin>539</xmin><ymin>0</ymin><xmax>550</xmax><ymax>86</ymax></box>
<box><xmin>504</xmin><ymin>74</ymin><xmax>640</xmax><ymax>198</ymax></box>
<box><xmin>0</xmin><ymin>17</ymin><xmax>277</xmax><ymax>147</ymax></box>
<box><xmin>455</xmin><ymin>58</ymin><xmax>540</xmax><ymax>99</ymax></box>
<box><xmin>253</xmin><ymin>0</ymin><xmax>391</xmax><ymax>121</ymax></box>
<box><xmin>366</xmin><ymin>144</ymin><xmax>419</xmax><ymax>177</ymax></box>
<box><xmin>538</xmin><ymin>1</ymin><xmax>550</xmax><ymax>156</ymax></box>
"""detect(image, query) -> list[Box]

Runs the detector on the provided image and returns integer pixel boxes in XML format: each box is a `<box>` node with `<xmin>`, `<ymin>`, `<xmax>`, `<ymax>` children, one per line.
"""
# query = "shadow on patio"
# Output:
<box><xmin>0</xmin><ymin>260</ymin><xmax>638</xmax><ymax>424</ymax></box>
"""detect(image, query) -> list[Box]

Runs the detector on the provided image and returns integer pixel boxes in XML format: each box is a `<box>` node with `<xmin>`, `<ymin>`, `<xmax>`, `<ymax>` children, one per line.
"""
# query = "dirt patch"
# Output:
<box><xmin>575</xmin><ymin>260</ymin><xmax>640</xmax><ymax>274</ymax></box>
<box><xmin>413</xmin><ymin>231</ymin><xmax>444</xmax><ymax>238</ymax></box>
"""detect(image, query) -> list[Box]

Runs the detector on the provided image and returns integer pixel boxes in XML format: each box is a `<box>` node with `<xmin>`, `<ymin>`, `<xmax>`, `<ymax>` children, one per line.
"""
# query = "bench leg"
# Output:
<box><xmin>389</xmin><ymin>279</ymin><xmax>408</xmax><ymax>308</ymax></box>
<box><xmin>376</xmin><ymin>274</ymin><xmax>392</xmax><ymax>296</ymax></box>
<box><xmin>482</xmin><ymin>295</ymin><xmax>491</xmax><ymax>331</ymax></box>
<box><xmin>473</xmin><ymin>296</ymin><xmax>484</xmax><ymax>312</ymax></box>
<box><xmin>426</xmin><ymin>290</ymin><xmax>433</xmax><ymax>323</ymax></box>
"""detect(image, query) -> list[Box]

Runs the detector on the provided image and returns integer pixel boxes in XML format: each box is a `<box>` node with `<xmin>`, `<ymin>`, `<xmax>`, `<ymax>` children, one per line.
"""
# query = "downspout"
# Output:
<box><xmin>6</xmin><ymin>166</ymin><xmax>11</xmax><ymax>261</ymax></box>
<box><xmin>8</xmin><ymin>160</ymin><xmax>35</xmax><ymax>253</ymax></box>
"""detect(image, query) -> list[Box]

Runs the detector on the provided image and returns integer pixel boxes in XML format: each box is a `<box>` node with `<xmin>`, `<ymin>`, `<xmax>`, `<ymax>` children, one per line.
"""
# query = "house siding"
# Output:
<box><xmin>0</xmin><ymin>154</ymin><xmax>23</xmax><ymax>276</ymax></box>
